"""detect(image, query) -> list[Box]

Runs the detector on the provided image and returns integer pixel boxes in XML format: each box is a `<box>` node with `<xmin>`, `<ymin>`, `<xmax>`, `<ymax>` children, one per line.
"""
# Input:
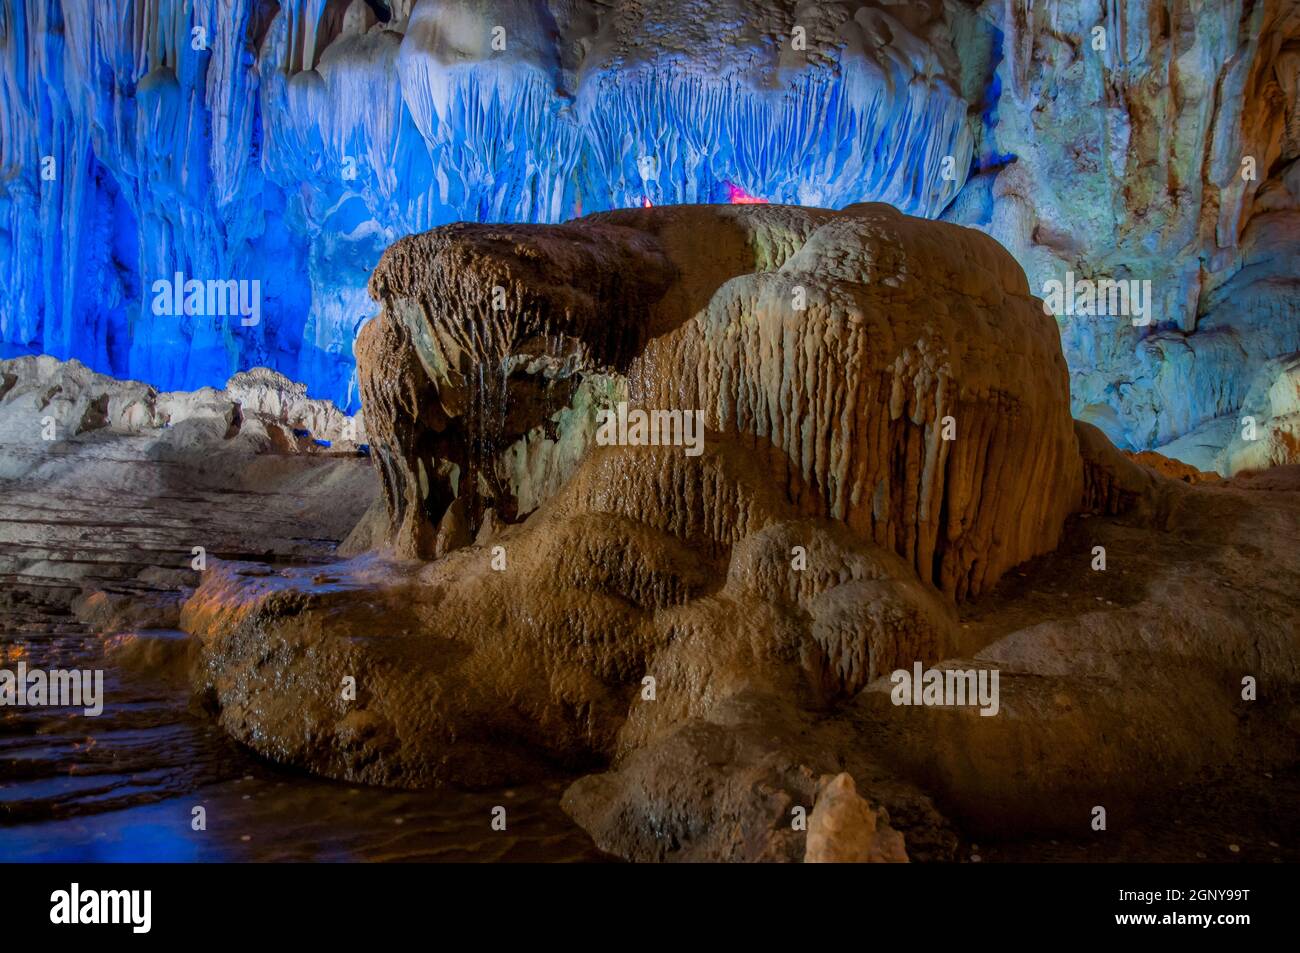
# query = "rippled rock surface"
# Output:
<box><xmin>0</xmin><ymin>0</ymin><xmax>971</xmax><ymax>408</ymax></box>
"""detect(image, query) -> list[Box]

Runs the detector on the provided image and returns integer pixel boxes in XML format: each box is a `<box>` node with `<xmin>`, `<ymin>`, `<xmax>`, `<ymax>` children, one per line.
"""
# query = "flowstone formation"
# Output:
<box><xmin>175</xmin><ymin>202</ymin><xmax>1299</xmax><ymax>861</ymax></box>
<box><xmin>357</xmin><ymin>203</ymin><xmax>1082</xmax><ymax>597</ymax></box>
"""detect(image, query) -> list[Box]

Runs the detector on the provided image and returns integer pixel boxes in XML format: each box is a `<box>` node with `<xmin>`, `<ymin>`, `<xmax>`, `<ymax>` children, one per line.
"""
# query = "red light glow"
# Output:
<box><xmin>726</xmin><ymin>182</ymin><xmax>768</xmax><ymax>204</ymax></box>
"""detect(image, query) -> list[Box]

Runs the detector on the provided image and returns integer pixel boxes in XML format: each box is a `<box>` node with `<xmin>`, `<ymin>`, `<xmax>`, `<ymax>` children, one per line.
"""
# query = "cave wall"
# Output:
<box><xmin>1</xmin><ymin>0</ymin><xmax>1297</xmax><ymax>446</ymax></box>
<box><xmin>956</xmin><ymin>0</ymin><xmax>1300</xmax><ymax>452</ymax></box>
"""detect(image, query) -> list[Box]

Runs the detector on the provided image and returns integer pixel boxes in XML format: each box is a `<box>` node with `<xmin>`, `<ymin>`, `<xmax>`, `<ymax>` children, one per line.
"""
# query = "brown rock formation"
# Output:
<box><xmin>360</xmin><ymin>203</ymin><xmax>1082</xmax><ymax>599</ymax></box>
<box><xmin>167</xmin><ymin>204</ymin><xmax>1299</xmax><ymax>863</ymax></box>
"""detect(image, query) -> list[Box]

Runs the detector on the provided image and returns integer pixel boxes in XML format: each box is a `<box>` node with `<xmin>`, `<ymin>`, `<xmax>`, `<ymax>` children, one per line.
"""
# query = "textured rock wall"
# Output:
<box><xmin>955</xmin><ymin>0</ymin><xmax>1300</xmax><ymax>455</ymax></box>
<box><xmin>0</xmin><ymin>353</ymin><xmax>367</xmax><ymax>461</ymax></box>
<box><xmin>361</xmin><ymin>203</ymin><xmax>1082</xmax><ymax>599</ymax></box>
<box><xmin>3</xmin><ymin>0</ymin><xmax>1296</xmax><ymax>461</ymax></box>
<box><xmin>0</xmin><ymin>0</ymin><xmax>972</xmax><ymax>408</ymax></box>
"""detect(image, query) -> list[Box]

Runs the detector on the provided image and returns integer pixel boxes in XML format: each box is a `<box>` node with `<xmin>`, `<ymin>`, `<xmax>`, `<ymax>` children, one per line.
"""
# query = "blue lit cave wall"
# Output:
<box><xmin>2</xmin><ymin>0</ymin><xmax>1298</xmax><ymax>450</ymax></box>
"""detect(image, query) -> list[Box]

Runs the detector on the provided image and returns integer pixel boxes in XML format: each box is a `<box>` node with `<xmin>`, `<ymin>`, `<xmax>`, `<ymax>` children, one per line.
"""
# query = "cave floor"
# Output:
<box><xmin>2</xmin><ymin>424</ymin><xmax>1296</xmax><ymax>862</ymax></box>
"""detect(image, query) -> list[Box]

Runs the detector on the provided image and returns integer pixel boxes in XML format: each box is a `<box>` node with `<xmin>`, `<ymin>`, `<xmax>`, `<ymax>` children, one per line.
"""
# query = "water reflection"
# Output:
<box><xmin>1</xmin><ymin>622</ymin><xmax>608</xmax><ymax>863</ymax></box>
<box><xmin>5</xmin><ymin>776</ymin><xmax>608</xmax><ymax>862</ymax></box>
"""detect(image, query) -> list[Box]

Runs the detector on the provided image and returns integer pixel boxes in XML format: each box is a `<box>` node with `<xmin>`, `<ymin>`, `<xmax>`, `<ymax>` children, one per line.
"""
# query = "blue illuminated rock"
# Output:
<box><xmin>0</xmin><ymin>0</ymin><xmax>971</xmax><ymax>410</ymax></box>
<box><xmin>1</xmin><ymin>0</ymin><xmax>1297</xmax><ymax>462</ymax></box>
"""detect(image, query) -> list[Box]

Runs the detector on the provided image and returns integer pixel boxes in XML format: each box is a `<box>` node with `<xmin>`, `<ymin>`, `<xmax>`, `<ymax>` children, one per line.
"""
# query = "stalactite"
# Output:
<box><xmin>0</xmin><ymin>1</ymin><xmax>972</xmax><ymax>412</ymax></box>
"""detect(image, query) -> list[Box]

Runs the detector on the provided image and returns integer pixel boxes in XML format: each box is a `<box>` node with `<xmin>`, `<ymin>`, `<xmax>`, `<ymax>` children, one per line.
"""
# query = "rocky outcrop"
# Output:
<box><xmin>0</xmin><ymin>355</ymin><xmax>376</xmax><ymax>632</ymax></box>
<box><xmin>175</xmin><ymin>202</ymin><xmax>1088</xmax><ymax>836</ymax></box>
<box><xmin>1075</xmin><ymin>420</ymin><xmax>1167</xmax><ymax>517</ymax></box>
<box><xmin>1151</xmin><ymin>352</ymin><xmax>1300</xmax><ymax>476</ymax></box>
<box><xmin>805</xmin><ymin>773</ymin><xmax>909</xmax><ymax>863</ymax></box>
<box><xmin>0</xmin><ymin>355</ymin><xmax>368</xmax><ymax>465</ymax></box>
<box><xmin>1220</xmin><ymin>353</ymin><xmax>1300</xmax><ymax>475</ymax></box>
<box><xmin>180</xmin><ymin>446</ymin><xmax>963</xmax><ymax>789</ymax></box>
<box><xmin>560</xmin><ymin>691</ymin><xmax>954</xmax><ymax>862</ymax></box>
<box><xmin>361</xmin><ymin>203</ymin><xmax>1083</xmax><ymax>600</ymax></box>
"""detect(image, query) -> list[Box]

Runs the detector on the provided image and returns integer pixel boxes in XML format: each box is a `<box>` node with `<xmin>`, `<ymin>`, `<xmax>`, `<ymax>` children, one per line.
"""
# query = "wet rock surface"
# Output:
<box><xmin>0</xmin><ymin>356</ymin><xmax>375</xmax><ymax>821</ymax></box>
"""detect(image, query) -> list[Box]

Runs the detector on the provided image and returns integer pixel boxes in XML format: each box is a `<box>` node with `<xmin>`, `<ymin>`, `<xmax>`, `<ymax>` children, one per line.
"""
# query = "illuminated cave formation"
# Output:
<box><xmin>3</xmin><ymin>0</ymin><xmax>1295</xmax><ymax>463</ymax></box>
<box><xmin>0</xmin><ymin>0</ymin><xmax>1298</xmax><ymax>868</ymax></box>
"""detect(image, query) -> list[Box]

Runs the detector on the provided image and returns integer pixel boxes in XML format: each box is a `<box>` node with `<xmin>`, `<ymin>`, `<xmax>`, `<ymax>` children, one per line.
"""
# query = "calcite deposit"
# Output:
<box><xmin>360</xmin><ymin>203</ymin><xmax>1082</xmax><ymax>599</ymax></box>
<box><xmin>804</xmin><ymin>773</ymin><xmax>909</xmax><ymax>863</ymax></box>
<box><xmin>0</xmin><ymin>354</ymin><xmax>375</xmax><ymax>657</ymax></box>
<box><xmin>975</xmin><ymin>0</ymin><xmax>1300</xmax><ymax>459</ymax></box>
<box><xmin>163</xmin><ymin>203</ymin><xmax>1299</xmax><ymax>862</ymax></box>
